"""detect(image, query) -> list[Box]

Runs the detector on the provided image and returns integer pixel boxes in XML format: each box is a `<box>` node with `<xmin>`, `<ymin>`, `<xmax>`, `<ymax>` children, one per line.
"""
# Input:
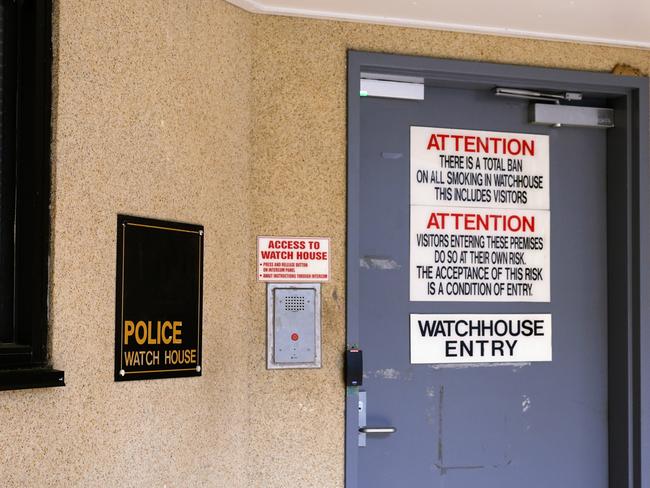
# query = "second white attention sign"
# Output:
<box><xmin>410</xmin><ymin>126</ymin><xmax>551</xmax><ymax>302</ymax></box>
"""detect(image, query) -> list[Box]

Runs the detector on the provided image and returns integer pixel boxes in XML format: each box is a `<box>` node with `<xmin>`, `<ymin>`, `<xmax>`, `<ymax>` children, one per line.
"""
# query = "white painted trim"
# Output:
<box><xmin>226</xmin><ymin>0</ymin><xmax>650</xmax><ymax>50</ymax></box>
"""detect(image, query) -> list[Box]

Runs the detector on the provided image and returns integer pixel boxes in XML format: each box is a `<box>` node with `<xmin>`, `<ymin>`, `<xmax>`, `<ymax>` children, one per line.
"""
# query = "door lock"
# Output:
<box><xmin>358</xmin><ymin>391</ymin><xmax>396</xmax><ymax>447</ymax></box>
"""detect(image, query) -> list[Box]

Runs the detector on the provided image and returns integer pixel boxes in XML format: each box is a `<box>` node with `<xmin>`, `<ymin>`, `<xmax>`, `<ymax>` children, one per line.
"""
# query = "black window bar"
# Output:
<box><xmin>0</xmin><ymin>0</ymin><xmax>64</xmax><ymax>390</ymax></box>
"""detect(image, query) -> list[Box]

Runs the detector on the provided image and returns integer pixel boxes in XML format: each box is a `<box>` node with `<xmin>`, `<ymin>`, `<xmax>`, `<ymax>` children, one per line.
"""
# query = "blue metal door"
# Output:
<box><xmin>349</xmin><ymin>82</ymin><xmax>609</xmax><ymax>487</ymax></box>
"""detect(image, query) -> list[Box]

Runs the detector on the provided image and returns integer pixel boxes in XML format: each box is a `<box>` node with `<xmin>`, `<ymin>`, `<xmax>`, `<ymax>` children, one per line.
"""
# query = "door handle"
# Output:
<box><xmin>358</xmin><ymin>391</ymin><xmax>397</xmax><ymax>447</ymax></box>
<box><xmin>359</xmin><ymin>426</ymin><xmax>396</xmax><ymax>434</ymax></box>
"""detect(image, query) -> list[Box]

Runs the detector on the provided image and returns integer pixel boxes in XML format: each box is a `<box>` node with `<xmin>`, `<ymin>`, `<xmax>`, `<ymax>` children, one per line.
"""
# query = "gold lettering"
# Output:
<box><xmin>124</xmin><ymin>320</ymin><xmax>135</xmax><ymax>344</ymax></box>
<box><xmin>124</xmin><ymin>350</ymin><xmax>136</xmax><ymax>366</ymax></box>
<box><xmin>125</xmin><ymin>319</ymin><xmax>184</xmax><ymax>346</ymax></box>
<box><xmin>145</xmin><ymin>350</ymin><xmax>159</xmax><ymax>366</ymax></box>
<box><xmin>162</xmin><ymin>321</ymin><xmax>173</xmax><ymax>344</ymax></box>
<box><xmin>162</xmin><ymin>348</ymin><xmax>197</xmax><ymax>365</ymax></box>
<box><xmin>124</xmin><ymin>350</ymin><xmax>142</xmax><ymax>366</ymax></box>
<box><xmin>147</xmin><ymin>321</ymin><xmax>156</xmax><ymax>345</ymax></box>
<box><xmin>172</xmin><ymin>321</ymin><xmax>183</xmax><ymax>344</ymax></box>
<box><xmin>135</xmin><ymin>320</ymin><xmax>147</xmax><ymax>345</ymax></box>
<box><xmin>147</xmin><ymin>320</ymin><xmax>156</xmax><ymax>344</ymax></box>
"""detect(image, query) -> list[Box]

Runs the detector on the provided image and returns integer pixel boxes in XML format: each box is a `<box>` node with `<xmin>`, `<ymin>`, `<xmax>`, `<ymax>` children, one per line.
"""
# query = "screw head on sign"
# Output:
<box><xmin>196</xmin><ymin>365</ymin><xmax>202</xmax><ymax>372</ymax></box>
<box><xmin>119</xmin><ymin>369</ymin><xmax>125</xmax><ymax>377</ymax></box>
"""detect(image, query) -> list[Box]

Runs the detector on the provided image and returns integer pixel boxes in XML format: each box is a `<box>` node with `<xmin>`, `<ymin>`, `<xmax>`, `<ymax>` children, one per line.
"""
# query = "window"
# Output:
<box><xmin>0</xmin><ymin>0</ymin><xmax>63</xmax><ymax>390</ymax></box>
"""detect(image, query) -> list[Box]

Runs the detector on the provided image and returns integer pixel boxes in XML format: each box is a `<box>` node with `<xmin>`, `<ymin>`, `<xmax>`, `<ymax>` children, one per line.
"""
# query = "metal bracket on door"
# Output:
<box><xmin>358</xmin><ymin>391</ymin><xmax>367</xmax><ymax>447</ymax></box>
<box><xmin>358</xmin><ymin>391</ymin><xmax>397</xmax><ymax>448</ymax></box>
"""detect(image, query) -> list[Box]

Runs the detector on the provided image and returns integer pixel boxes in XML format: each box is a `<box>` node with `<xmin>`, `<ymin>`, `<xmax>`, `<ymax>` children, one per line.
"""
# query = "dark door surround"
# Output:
<box><xmin>346</xmin><ymin>51</ymin><xmax>649</xmax><ymax>488</ymax></box>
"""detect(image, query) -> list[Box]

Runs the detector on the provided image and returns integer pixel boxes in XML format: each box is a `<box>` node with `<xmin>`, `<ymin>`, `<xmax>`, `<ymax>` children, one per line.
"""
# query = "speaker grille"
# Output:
<box><xmin>284</xmin><ymin>296</ymin><xmax>305</xmax><ymax>312</ymax></box>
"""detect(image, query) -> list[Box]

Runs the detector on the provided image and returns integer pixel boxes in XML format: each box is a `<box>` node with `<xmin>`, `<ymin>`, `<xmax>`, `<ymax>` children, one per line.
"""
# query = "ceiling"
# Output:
<box><xmin>227</xmin><ymin>0</ymin><xmax>650</xmax><ymax>49</ymax></box>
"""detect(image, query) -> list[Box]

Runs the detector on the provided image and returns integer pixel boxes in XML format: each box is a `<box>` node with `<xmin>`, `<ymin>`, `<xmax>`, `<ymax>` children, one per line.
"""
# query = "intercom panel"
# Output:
<box><xmin>267</xmin><ymin>283</ymin><xmax>321</xmax><ymax>369</ymax></box>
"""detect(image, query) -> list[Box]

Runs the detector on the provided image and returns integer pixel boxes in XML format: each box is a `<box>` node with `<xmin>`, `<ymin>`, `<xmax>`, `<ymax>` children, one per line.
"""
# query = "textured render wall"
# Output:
<box><xmin>2</xmin><ymin>1</ymin><xmax>650</xmax><ymax>486</ymax></box>
<box><xmin>1</xmin><ymin>1</ymin><xmax>253</xmax><ymax>486</ymax></box>
<box><xmin>249</xmin><ymin>15</ymin><xmax>650</xmax><ymax>488</ymax></box>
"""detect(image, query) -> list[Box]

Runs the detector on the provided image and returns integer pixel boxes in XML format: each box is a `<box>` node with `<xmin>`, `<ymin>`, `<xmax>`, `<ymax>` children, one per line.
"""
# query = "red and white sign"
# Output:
<box><xmin>257</xmin><ymin>237</ymin><xmax>330</xmax><ymax>282</ymax></box>
<box><xmin>410</xmin><ymin>206</ymin><xmax>550</xmax><ymax>301</ymax></box>
<box><xmin>410</xmin><ymin>126</ymin><xmax>550</xmax><ymax>302</ymax></box>
<box><xmin>410</xmin><ymin>126</ymin><xmax>549</xmax><ymax>210</ymax></box>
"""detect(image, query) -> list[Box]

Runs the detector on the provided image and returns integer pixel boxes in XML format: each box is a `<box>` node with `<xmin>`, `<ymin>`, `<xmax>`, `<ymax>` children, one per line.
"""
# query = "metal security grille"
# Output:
<box><xmin>0</xmin><ymin>0</ymin><xmax>55</xmax><ymax>374</ymax></box>
<box><xmin>284</xmin><ymin>296</ymin><xmax>305</xmax><ymax>312</ymax></box>
<box><xmin>0</xmin><ymin>2</ymin><xmax>9</xmax><ymax>344</ymax></box>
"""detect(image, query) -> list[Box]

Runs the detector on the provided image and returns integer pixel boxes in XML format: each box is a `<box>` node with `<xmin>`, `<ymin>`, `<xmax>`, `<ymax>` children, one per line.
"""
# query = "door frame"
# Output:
<box><xmin>346</xmin><ymin>50</ymin><xmax>649</xmax><ymax>488</ymax></box>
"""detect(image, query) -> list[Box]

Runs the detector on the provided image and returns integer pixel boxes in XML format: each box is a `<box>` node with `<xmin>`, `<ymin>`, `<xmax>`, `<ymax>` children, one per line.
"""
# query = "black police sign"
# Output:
<box><xmin>115</xmin><ymin>215</ymin><xmax>203</xmax><ymax>381</ymax></box>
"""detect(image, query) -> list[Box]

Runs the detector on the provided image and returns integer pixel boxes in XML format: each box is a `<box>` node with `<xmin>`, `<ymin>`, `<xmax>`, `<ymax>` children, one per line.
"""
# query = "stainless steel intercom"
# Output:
<box><xmin>267</xmin><ymin>283</ymin><xmax>321</xmax><ymax>369</ymax></box>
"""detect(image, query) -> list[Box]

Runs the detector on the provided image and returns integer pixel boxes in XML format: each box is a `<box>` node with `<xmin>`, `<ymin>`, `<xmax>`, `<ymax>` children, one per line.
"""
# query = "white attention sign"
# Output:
<box><xmin>410</xmin><ymin>314</ymin><xmax>552</xmax><ymax>364</ymax></box>
<box><xmin>410</xmin><ymin>127</ymin><xmax>550</xmax><ymax>302</ymax></box>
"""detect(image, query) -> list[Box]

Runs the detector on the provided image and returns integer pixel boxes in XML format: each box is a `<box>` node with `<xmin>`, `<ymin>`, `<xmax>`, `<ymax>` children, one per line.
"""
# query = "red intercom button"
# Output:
<box><xmin>291</xmin><ymin>333</ymin><xmax>299</xmax><ymax>341</ymax></box>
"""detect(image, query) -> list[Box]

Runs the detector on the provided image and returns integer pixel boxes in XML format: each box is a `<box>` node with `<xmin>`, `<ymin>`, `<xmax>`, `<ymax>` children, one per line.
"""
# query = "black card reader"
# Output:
<box><xmin>346</xmin><ymin>349</ymin><xmax>363</xmax><ymax>387</ymax></box>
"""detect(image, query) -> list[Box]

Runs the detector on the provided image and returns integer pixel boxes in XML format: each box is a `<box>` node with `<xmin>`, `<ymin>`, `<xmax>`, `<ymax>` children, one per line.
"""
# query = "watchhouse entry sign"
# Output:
<box><xmin>115</xmin><ymin>215</ymin><xmax>204</xmax><ymax>381</ymax></box>
<box><xmin>411</xmin><ymin>314</ymin><xmax>552</xmax><ymax>364</ymax></box>
<box><xmin>409</xmin><ymin>127</ymin><xmax>552</xmax><ymax>365</ymax></box>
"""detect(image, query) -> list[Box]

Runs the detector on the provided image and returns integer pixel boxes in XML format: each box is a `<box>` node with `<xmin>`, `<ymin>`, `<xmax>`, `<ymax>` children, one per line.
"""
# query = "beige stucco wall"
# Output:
<box><xmin>1</xmin><ymin>1</ymin><xmax>650</xmax><ymax>487</ymax></box>
<box><xmin>2</xmin><ymin>1</ymin><xmax>253</xmax><ymax>486</ymax></box>
<box><xmin>248</xmin><ymin>15</ymin><xmax>650</xmax><ymax>488</ymax></box>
